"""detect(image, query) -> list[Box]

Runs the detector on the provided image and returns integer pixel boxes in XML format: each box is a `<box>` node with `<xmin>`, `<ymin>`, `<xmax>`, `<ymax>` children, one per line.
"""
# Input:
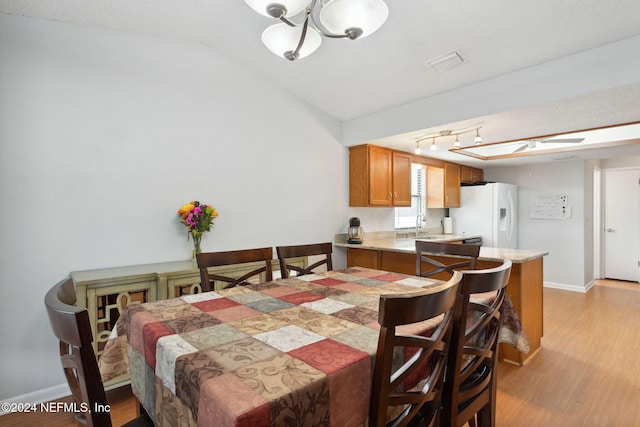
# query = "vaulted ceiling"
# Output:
<box><xmin>2</xmin><ymin>0</ymin><xmax>640</xmax><ymax>166</ymax></box>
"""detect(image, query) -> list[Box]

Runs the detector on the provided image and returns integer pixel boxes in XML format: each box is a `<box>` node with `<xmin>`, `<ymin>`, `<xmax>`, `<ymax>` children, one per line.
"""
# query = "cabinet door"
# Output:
<box><xmin>461</xmin><ymin>166</ymin><xmax>484</xmax><ymax>184</ymax></box>
<box><xmin>368</xmin><ymin>146</ymin><xmax>393</xmax><ymax>206</ymax></box>
<box><xmin>426</xmin><ymin>166</ymin><xmax>445</xmax><ymax>208</ymax></box>
<box><xmin>392</xmin><ymin>151</ymin><xmax>412</xmax><ymax>206</ymax></box>
<box><xmin>472</xmin><ymin>168</ymin><xmax>484</xmax><ymax>183</ymax></box>
<box><xmin>460</xmin><ymin>166</ymin><xmax>474</xmax><ymax>184</ymax></box>
<box><xmin>347</xmin><ymin>248</ymin><xmax>380</xmax><ymax>269</ymax></box>
<box><xmin>444</xmin><ymin>162</ymin><xmax>461</xmax><ymax>207</ymax></box>
<box><xmin>85</xmin><ymin>277</ymin><xmax>157</xmax><ymax>357</ymax></box>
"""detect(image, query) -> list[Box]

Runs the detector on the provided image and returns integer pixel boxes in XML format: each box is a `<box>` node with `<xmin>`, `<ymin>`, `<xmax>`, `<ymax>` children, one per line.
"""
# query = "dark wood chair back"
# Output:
<box><xmin>44</xmin><ymin>278</ymin><xmax>152</xmax><ymax>427</ymax></box>
<box><xmin>196</xmin><ymin>247</ymin><xmax>273</xmax><ymax>291</ymax></box>
<box><xmin>442</xmin><ymin>260</ymin><xmax>512</xmax><ymax>427</ymax></box>
<box><xmin>276</xmin><ymin>242</ymin><xmax>333</xmax><ymax>279</ymax></box>
<box><xmin>370</xmin><ymin>271</ymin><xmax>462</xmax><ymax>427</ymax></box>
<box><xmin>416</xmin><ymin>241</ymin><xmax>480</xmax><ymax>278</ymax></box>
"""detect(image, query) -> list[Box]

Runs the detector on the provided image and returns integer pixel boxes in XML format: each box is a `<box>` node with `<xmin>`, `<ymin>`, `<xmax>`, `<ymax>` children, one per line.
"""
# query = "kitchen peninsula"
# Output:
<box><xmin>335</xmin><ymin>233</ymin><xmax>548</xmax><ymax>365</ymax></box>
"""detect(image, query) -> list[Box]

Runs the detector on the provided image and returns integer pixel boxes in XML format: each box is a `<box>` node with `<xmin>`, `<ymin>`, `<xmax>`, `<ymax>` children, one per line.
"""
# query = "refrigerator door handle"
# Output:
<box><xmin>508</xmin><ymin>191</ymin><xmax>516</xmax><ymax>247</ymax></box>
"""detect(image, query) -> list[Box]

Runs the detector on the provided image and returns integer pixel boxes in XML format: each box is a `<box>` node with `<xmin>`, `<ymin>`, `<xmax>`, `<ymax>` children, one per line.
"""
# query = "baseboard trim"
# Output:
<box><xmin>0</xmin><ymin>383</ymin><xmax>70</xmax><ymax>416</ymax></box>
<box><xmin>544</xmin><ymin>280</ymin><xmax>589</xmax><ymax>293</ymax></box>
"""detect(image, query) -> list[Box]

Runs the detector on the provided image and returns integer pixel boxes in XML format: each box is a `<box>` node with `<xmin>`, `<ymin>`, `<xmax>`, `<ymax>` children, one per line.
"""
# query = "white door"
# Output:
<box><xmin>603</xmin><ymin>168</ymin><xmax>640</xmax><ymax>282</ymax></box>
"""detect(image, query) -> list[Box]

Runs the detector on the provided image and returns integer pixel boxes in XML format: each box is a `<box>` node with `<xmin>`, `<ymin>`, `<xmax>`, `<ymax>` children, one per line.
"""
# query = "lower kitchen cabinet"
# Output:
<box><xmin>346</xmin><ymin>247</ymin><xmax>543</xmax><ymax>365</ymax></box>
<box><xmin>346</xmin><ymin>247</ymin><xmax>380</xmax><ymax>269</ymax></box>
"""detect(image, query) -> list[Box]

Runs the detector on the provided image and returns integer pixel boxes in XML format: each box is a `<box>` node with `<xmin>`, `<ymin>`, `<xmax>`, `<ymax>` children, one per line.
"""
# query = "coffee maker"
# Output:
<box><xmin>347</xmin><ymin>217</ymin><xmax>364</xmax><ymax>244</ymax></box>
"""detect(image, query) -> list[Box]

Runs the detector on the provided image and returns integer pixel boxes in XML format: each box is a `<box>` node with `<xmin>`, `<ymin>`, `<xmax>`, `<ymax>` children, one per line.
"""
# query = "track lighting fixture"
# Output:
<box><xmin>453</xmin><ymin>134</ymin><xmax>461</xmax><ymax>149</ymax></box>
<box><xmin>414</xmin><ymin>126</ymin><xmax>483</xmax><ymax>153</ymax></box>
<box><xmin>414</xmin><ymin>141</ymin><xmax>421</xmax><ymax>154</ymax></box>
<box><xmin>474</xmin><ymin>128</ymin><xmax>483</xmax><ymax>145</ymax></box>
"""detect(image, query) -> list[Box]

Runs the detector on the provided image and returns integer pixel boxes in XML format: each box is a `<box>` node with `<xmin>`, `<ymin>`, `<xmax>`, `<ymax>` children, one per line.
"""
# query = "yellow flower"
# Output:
<box><xmin>177</xmin><ymin>202</ymin><xmax>195</xmax><ymax>215</ymax></box>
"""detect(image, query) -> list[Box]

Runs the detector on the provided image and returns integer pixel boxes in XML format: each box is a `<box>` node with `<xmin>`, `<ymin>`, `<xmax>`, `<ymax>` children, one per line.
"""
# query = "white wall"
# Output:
<box><xmin>486</xmin><ymin>157</ymin><xmax>640</xmax><ymax>291</ymax></box>
<box><xmin>485</xmin><ymin>162</ymin><xmax>587</xmax><ymax>291</ymax></box>
<box><xmin>0</xmin><ymin>14</ymin><xmax>348</xmax><ymax>401</ymax></box>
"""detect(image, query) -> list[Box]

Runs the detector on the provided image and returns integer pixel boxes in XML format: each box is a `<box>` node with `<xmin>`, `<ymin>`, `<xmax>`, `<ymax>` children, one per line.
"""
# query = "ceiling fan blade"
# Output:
<box><xmin>539</xmin><ymin>138</ymin><xmax>584</xmax><ymax>144</ymax></box>
<box><xmin>513</xmin><ymin>143</ymin><xmax>528</xmax><ymax>153</ymax></box>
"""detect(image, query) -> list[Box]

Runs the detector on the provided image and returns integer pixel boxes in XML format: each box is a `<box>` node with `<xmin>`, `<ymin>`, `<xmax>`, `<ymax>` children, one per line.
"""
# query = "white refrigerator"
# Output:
<box><xmin>449</xmin><ymin>183</ymin><xmax>518</xmax><ymax>248</ymax></box>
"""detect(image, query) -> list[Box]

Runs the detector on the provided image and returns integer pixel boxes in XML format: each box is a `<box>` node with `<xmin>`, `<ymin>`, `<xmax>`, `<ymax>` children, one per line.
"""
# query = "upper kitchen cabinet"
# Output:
<box><xmin>349</xmin><ymin>145</ymin><xmax>411</xmax><ymax>207</ymax></box>
<box><xmin>445</xmin><ymin>162</ymin><xmax>461</xmax><ymax>206</ymax></box>
<box><xmin>460</xmin><ymin>165</ymin><xmax>484</xmax><ymax>184</ymax></box>
<box><xmin>426</xmin><ymin>162</ymin><xmax>461</xmax><ymax>208</ymax></box>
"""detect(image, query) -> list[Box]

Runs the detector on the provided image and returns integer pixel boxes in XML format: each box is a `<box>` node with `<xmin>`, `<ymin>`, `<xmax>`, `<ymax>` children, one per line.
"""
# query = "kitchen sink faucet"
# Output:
<box><xmin>416</xmin><ymin>214</ymin><xmax>424</xmax><ymax>237</ymax></box>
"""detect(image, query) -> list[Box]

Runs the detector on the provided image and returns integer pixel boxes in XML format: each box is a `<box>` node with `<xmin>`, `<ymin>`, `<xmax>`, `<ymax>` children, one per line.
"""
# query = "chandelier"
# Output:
<box><xmin>243</xmin><ymin>0</ymin><xmax>389</xmax><ymax>61</ymax></box>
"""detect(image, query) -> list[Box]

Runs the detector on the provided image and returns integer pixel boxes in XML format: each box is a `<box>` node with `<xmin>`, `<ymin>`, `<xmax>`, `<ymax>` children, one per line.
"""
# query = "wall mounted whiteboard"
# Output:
<box><xmin>530</xmin><ymin>194</ymin><xmax>570</xmax><ymax>219</ymax></box>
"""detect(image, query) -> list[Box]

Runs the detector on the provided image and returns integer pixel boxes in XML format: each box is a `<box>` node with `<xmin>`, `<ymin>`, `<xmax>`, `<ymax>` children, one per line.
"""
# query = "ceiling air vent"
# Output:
<box><xmin>426</xmin><ymin>51</ymin><xmax>465</xmax><ymax>73</ymax></box>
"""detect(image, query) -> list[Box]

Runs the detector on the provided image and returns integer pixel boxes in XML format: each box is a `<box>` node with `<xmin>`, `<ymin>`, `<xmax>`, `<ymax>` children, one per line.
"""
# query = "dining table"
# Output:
<box><xmin>98</xmin><ymin>266</ymin><xmax>529</xmax><ymax>426</ymax></box>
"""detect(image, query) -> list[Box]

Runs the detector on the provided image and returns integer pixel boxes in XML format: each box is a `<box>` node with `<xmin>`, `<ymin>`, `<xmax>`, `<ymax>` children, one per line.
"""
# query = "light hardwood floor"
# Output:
<box><xmin>2</xmin><ymin>280</ymin><xmax>638</xmax><ymax>426</ymax></box>
<box><xmin>497</xmin><ymin>279</ymin><xmax>640</xmax><ymax>426</ymax></box>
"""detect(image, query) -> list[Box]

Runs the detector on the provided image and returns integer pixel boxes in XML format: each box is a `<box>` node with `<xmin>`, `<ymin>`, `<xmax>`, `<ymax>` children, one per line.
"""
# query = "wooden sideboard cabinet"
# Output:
<box><xmin>71</xmin><ymin>257</ymin><xmax>307</xmax><ymax>365</ymax></box>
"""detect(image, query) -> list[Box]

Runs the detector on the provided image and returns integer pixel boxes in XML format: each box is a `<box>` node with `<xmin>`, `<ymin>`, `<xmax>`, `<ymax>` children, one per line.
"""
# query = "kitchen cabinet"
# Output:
<box><xmin>445</xmin><ymin>162</ymin><xmax>461</xmax><ymax>206</ymax></box>
<box><xmin>345</xmin><ymin>246</ymin><xmax>543</xmax><ymax>366</ymax></box>
<box><xmin>426</xmin><ymin>166</ymin><xmax>444</xmax><ymax>208</ymax></box>
<box><xmin>426</xmin><ymin>162</ymin><xmax>461</xmax><ymax>208</ymax></box>
<box><xmin>349</xmin><ymin>145</ymin><xmax>411</xmax><ymax>207</ymax></box>
<box><xmin>346</xmin><ymin>247</ymin><xmax>380</xmax><ymax>269</ymax></box>
<box><xmin>392</xmin><ymin>151</ymin><xmax>412</xmax><ymax>206</ymax></box>
<box><xmin>460</xmin><ymin>166</ymin><xmax>484</xmax><ymax>184</ymax></box>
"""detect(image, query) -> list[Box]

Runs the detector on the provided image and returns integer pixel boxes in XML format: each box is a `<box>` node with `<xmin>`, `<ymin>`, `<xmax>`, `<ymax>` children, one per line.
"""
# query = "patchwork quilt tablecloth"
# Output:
<box><xmin>99</xmin><ymin>267</ymin><xmax>529</xmax><ymax>426</ymax></box>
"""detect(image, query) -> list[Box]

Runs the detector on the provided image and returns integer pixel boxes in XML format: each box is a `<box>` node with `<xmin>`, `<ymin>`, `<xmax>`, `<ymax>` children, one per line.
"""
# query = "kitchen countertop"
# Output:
<box><xmin>335</xmin><ymin>236</ymin><xmax>548</xmax><ymax>264</ymax></box>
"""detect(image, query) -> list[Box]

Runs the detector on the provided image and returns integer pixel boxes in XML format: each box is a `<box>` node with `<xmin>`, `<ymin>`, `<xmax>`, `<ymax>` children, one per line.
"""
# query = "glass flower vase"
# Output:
<box><xmin>191</xmin><ymin>230</ymin><xmax>204</xmax><ymax>260</ymax></box>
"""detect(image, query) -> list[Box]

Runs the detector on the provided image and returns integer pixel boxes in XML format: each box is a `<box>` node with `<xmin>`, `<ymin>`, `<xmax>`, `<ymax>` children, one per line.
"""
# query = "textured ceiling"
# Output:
<box><xmin>2</xmin><ymin>0</ymin><xmax>640</xmax><ymax>166</ymax></box>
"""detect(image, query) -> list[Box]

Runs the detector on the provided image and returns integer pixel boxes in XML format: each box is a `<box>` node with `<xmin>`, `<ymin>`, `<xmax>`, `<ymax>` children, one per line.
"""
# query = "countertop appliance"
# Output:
<box><xmin>449</xmin><ymin>182</ymin><xmax>518</xmax><ymax>248</ymax></box>
<box><xmin>347</xmin><ymin>217</ymin><xmax>364</xmax><ymax>244</ymax></box>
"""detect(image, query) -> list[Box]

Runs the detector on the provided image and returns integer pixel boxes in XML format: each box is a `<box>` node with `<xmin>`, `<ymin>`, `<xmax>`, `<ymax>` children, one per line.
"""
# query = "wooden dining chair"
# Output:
<box><xmin>275</xmin><ymin>242</ymin><xmax>333</xmax><ymax>279</ymax></box>
<box><xmin>415</xmin><ymin>241</ymin><xmax>480</xmax><ymax>279</ymax></box>
<box><xmin>441</xmin><ymin>260</ymin><xmax>512</xmax><ymax>427</ymax></box>
<box><xmin>370</xmin><ymin>271</ymin><xmax>462</xmax><ymax>427</ymax></box>
<box><xmin>44</xmin><ymin>278</ymin><xmax>153</xmax><ymax>427</ymax></box>
<box><xmin>196</xmin><ymin>247</ymin><xmax>273</xmax><ymax>291</ymax></box>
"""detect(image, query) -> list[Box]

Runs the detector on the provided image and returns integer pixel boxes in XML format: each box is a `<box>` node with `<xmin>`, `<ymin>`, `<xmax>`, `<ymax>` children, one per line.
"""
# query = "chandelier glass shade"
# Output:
<box><xmin>244</xmin><ymin>0</ymin><xmax>310</xmax><ymax>18</ymax></box>
<box><xmin>319</xmin><ymin>0</ymin><xmax>389</xmax><ymax>39</ymax></box>
<box><xmin>243</xmin><ymin>0</ymin><xmax>389</xmax><ymax>60</ymax></box>
<box><xmin>262</xmin><ymin>23</ymin><xmax>322</xmax><ymax>60</ymax></box>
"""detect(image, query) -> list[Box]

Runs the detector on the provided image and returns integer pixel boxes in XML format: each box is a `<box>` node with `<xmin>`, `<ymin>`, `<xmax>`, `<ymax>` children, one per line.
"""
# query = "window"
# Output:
<box><xmin>395</xmin><ymin>164</ymin><xmax>426</xmax><ymax>229</ymax></box>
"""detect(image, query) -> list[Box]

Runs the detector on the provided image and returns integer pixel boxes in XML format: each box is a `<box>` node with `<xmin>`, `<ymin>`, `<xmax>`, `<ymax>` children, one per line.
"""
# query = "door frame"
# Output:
<box><xmin>600</xmin><ymin>166</ymin><xmax>640</xmax><ymax>282</ymax></box>
<box><xmin>593</xmin><ymin>167</ymin><xmax>602</xmax><ymax>279</ymax></box>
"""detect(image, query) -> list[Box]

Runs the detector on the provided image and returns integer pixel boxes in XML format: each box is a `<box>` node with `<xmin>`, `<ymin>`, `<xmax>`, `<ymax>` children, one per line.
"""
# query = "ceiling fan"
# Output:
<box><xmin>512</xmin><ymin>137</ymin><xmax>584</xmax><ymax>153</ymax></box>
